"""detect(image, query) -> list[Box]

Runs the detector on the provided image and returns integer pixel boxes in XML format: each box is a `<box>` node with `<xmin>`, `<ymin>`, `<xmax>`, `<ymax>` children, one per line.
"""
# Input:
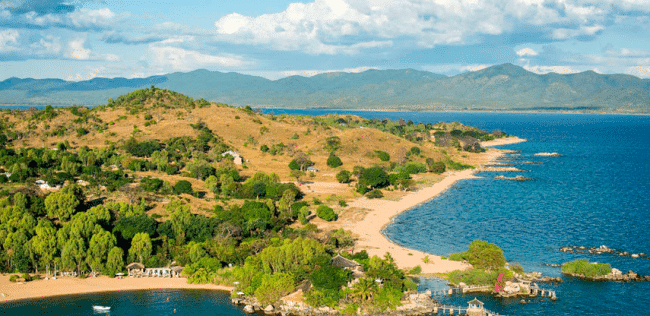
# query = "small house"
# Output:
<box><xmin>222</xmin><ymin>151</ymin><xmax>243</xmax><ymax>165</ymax></box>
<box><xmin>306</xmin><ymin>166</ymin><xmax>319</xmax><ymax>172</ymax></box>
<box><xmin>126</xmin><ymin>262</ymin><xmax>145</xmax><ymax>276</ymax></box>
<box><xmin>331</xmin><ymin>255</ymin><xmax>364</xmax><ymax>278</ymax></box>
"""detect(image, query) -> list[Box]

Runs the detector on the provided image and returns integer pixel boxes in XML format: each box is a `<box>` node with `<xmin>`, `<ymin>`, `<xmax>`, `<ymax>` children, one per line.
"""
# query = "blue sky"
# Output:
<box><xmin>1</xmin><ymin>0</ymin><xmax>650</xmax><ymax>81</ymax></box>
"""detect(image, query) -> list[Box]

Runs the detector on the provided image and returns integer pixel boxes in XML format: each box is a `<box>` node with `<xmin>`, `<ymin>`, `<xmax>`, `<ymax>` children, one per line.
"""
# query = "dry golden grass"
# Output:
<box><xmin>1</xmin><ymin>94</ymin><xmax>493</xmax><ymax>216</ymax></box>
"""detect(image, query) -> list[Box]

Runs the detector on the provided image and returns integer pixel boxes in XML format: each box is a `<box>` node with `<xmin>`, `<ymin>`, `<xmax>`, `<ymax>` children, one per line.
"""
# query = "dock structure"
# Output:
<box><xmin>432</xmin><ymin>298</ymin><xmax>508</xmax><ymax>316</ymax></box>
<box><xmin>530</xmin><ymin>284</ymin><xmax>557</xmax><ymax>299</ymax></box>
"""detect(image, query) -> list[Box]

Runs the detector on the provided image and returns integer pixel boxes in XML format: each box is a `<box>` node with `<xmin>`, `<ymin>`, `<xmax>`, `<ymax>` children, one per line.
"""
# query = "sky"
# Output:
<box><xmin>1</xmin><ymin>0</ymin><xmax>650</xmax><ymax>81</ymax></box>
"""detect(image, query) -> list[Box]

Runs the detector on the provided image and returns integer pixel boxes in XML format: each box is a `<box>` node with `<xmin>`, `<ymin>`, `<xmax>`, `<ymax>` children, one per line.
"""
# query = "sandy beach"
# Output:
<box><xmin>328</xmin><ymin>136</ymin><xmax>526</xmax><ymax>274</ymax></box>
<box><xmin>0</xmin><ymin>136</ymin><xmax>526</xmax><ymax>303</ymax></box>
<box><xmin>0</xmin><ymin>275</ymin><xmax>233</xmax><ymax>303</ymax></box>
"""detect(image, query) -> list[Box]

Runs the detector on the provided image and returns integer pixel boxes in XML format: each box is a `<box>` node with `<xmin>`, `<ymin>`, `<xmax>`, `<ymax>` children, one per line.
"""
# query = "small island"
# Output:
<box><xmin>561</xmin><ymin>259</ymin><xmax>649</xmax><ymax>282</ymax></box>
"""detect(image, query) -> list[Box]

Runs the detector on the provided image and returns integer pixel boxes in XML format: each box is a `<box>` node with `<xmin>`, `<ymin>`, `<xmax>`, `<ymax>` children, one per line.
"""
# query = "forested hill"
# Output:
<box><xmin>1</xmin><ymin>64</ymin><xmax>649</xmax><ymax>113</ymax></box>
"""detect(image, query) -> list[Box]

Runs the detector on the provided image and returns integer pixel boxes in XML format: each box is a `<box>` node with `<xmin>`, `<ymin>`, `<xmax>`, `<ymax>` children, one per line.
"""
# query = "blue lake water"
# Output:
<box><xmin>3</xmin><ymin>110</ymin><xmax>649</xmax><ymax>315</ymax></box>
<box><xmin>0</xmin><ymin>289</ymin><xmax>247</xmax><ymax>316</ymax></box>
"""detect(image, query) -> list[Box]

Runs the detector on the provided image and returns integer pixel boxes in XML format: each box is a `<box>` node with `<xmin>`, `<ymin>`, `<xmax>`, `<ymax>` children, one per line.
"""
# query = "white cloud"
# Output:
<box><xmin>67</xmin><ymin>8</ymin><xmax>126</xmax><ymax>30</ymax></box>
<box><xmin>66</xmin><ymin>66</ymin><xmax>106</xmax><ymax>81</ymax></box>
<box><xmin>517</xmin><ymin>47</ymin><xmax>539</xmax><ymax>57</ymax></box>
<box><xmin>626</xmin><ymin>66</ymin><xmax>650</xmax><ymax>79</ymax></box>
<box><xmin>281</xmin><ymin>66</ymin><xmax>381</xmax><ymax>77</ymax></box>
<box><xmin>421</xmin><ymin>63</ymin><xmax>491</xmax><ymax>75</ymax></box>
<box><xmin>552</xmin><ymin>24</ymin><xmax>604</xmax><ymax>40</ymax></box>
<box><xmin>460</xmin><ymin>64</ymin><xmax>491</xmax><ymax>72</ymax></box>
<box><xmin>67</xmin><ymin>38</ymin><xmax>91</xmax><ymax>60</ymax></box>
<box><xmin>0</xmin><ymin>28</ymin><xmax>19</xmax><ymax>52</ymax></box>
<box><xmin>149</xmin><ymin>46</ymin><xmax>250</xmax><ymax>72</ymax></box>
<box><xmin>4</xmin><ymin>7</ymin><xmax>127</xmax><ymax>30</ymax></box>
<box><xmin>213</xmin><ymin>0</ymin><xmax>640</xmax><ymax>54</ymax></box>
<box><xmin>523</xmin><ymin>65</ymin><xmax>581</xmax><ymax>74</ymax></box>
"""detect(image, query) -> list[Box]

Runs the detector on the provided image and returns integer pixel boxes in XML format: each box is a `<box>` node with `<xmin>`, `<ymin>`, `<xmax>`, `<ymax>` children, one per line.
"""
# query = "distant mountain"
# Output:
<box><xmin>0</xmin><ymin>64</ymin><xmax>648</xmax><ymax>113</ymax></box>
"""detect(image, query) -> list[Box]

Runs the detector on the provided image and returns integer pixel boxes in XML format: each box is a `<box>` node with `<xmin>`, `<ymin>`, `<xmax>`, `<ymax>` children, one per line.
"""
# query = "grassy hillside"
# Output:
<box><xmin>0</xmin><ymin>88</ymin><xmax>509</xmax><ymax>311</ymax></box>
<box><xmin>0</xmin><ymin>87</ymin><xmax>498</xmax><ymax>213</ymax></box>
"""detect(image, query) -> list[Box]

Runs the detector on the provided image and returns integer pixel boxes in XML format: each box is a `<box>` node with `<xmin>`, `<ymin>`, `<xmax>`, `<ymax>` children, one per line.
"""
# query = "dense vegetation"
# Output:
<box><xmin>0</xmin><ymin>87</ymin><xmax>507</xmax><ymax>311</ymax></box>
<box><xmin>562</xmin><ymin>259</ymin><xmax>612</xmax><ymax>278</ymax></box>
<box><xmin>444</xmin><ymin>240</ymin><xmax>511</xmax><ymax>286</ymax></box>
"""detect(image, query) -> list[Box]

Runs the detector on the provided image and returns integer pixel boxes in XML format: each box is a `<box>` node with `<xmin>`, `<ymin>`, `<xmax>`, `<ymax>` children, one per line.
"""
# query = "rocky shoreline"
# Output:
<box><xmin>563</xmin><ymin>269</ymin><xmax>650</xmax><ymax>282</ymax></box>
<box><xmin>559</xmin><ymin>245</ymin><xmax>648</xmax><ymax>258</ymax></box>
<box><xmin>232</xmin><ymin>291</ymin><xmax>439</xmax><ymax>316</ymax></box>
<box><xmin>494</xmin><ymin>175</ymin><xmax>535</xmax><ymax>181</ymax></box>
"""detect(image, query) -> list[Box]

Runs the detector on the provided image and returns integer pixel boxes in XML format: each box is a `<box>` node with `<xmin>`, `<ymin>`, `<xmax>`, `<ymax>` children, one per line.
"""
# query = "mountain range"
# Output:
<box><xmin>1</xmin><ymin>63</ymin><xmax>648</xmax><ymax>113</ymax></box>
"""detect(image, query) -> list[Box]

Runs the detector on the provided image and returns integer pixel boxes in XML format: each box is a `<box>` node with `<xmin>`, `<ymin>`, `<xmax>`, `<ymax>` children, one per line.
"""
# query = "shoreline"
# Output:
<box><xmin>0</xmin><ymin>275</ymin><xmax>234</xmax><ymax>304</ymax></box>
<box><xmin>340</xmin><ymin>136</ymin><xmax>526</xmax><ymax>274</ymax></box>
<box><xmin>0</xmin><ymin>136</ymin><xmax>526</xmax><ymax>303</ymax></box>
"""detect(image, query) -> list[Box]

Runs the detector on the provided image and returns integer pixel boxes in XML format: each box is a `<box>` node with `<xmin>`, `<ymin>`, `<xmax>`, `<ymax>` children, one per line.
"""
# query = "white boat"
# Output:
<box><xmin>92</xmin><ymin>305</ymin><xmax>111</xmax><ymax>311</ymax></box>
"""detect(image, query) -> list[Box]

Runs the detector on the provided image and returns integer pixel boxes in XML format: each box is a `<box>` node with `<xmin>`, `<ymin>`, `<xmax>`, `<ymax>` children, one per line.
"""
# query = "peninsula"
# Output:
<box><xmin>0</xmin><ymin>87</ymin><xmax>523</xmax><ymax>314</ymax></box>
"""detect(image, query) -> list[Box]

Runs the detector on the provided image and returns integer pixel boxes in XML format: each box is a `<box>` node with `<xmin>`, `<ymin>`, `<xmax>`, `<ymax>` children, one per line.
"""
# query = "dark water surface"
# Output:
<box><xmin>3</xmin><ymin>110</ymin><xmax>649</xmax><ymax>315</ymax></box>
<box><xmin>0</xmin><ymin>289</ymin><xmax>247</xmax><ymax>316</ymax></box>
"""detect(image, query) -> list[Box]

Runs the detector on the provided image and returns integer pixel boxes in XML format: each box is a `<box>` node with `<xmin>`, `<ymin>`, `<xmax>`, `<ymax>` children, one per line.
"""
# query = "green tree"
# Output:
<box><xmin>426</xmin><ymin>158</ymin><xmax>446</xmax><ymax>174</ymax></box>
<box><xmin>359</xmin><ymin>167</ymin><xmax>389</xmax><ymax>189</ymax></box>
<box><xmin>336</xmin><ymin>170</ymin><xmax>351</xmax><ymax>183</ymax></box>
<box><xmin>169</xmin><ymin>200</ymin><xmax>192</xmax><ymax>242</ymax></box>
<box><xmin>465</xmin><ymin>240</ymin><xmax>506</xmax><ymax>270</ymax></box>
<box><xmin>351</xmin><ymin>277</ymin><xmax>378</xmax><ymax>301</ymax></box>
<box><xmin>290</xmin><ymin>169</ymin><xmax>305</xmax><ymax>185</ymax></box>
<box><xmin>189</xmin><ymin>243</ymin><xmax>208</xmax><ymax>264</ymax></box>
<box><xmin>44</xmin><ymin>185</ymin><xmax>84</xmax><ymax>221</ymax></box>
<box><xmin>31</xmin><ymin>219</ymin><xmax>58</xmax><ymax>275</ymax></box>
<box><xmin>87</xmin><ymin>229</ymin><xmax>117</xmax><ymax>275</ymax></box>
<box><xmin>106</xmin><ymin>247</ymin><xmax>124</xmax><ymax>276</ymax></box>
<box><xmin>61</xmin><ymin>238</ymin><xmax>86</xmax><ymax>274</ymax></box>
<box><xmin>316</xmin><ymin>205</ymin><xmax>337</xmax><ymax>221</ymax></box>
<box><xmin>173</xmin><ymin>180</ymin><xmax>193</xmax><ymax>195</ymax></box>
<box><xmin>327</xmin><ymin>153</ymin><xmax>343</xmax><ymax>168</ymax></box>
<box><xmin>254</xmin><ymin>273</ymin><xmax>295</xmax><ymax>306</ymax></box>
<box><xmin>204</xmin><ymin>175</ymin><xmax>219</xmax><ymax>193</ymax></box>
<box><xmin>128</xmin><ymin>232</ymin><xmax>152</xmax><ymax>263</ymax></box>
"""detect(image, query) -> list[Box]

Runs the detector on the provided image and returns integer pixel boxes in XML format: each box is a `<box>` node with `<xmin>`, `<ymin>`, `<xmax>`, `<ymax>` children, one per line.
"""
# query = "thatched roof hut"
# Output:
<box><xmin>331</xmin><ymin>255</ymin><xmax>361</xmax><ymax>269</ymax></box>
<box><xmin>126</xmin><ymin>262</ymin><xmax>145</xmax><ymax>270</ymax></box>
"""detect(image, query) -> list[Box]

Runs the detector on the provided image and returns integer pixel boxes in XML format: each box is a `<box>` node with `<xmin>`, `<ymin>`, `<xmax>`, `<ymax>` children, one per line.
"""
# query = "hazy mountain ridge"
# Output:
<box><xmin>1</xmin><ymin>64</ymin><xmax>648</xmax><ymax>113</ymax></box>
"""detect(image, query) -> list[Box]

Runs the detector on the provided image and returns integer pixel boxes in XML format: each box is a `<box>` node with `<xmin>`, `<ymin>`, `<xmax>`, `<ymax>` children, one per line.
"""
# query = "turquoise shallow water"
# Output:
<box><xmin>2</xmin><ymin>110</ymin><xmax>648</xmax><ymax>315</ymax></box>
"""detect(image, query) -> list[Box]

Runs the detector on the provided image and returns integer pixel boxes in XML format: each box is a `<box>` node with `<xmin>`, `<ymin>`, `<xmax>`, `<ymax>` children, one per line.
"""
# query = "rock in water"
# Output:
<box><xmin>243</xmin><ymin>305</ymin><xmax>255</xmax><ymax>314</ymax></box>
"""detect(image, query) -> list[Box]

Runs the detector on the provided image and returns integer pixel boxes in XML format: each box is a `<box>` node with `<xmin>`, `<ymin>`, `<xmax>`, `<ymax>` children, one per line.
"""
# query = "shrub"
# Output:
<box><xmin>260</xmin><ymin>144</ymin><xmax>269</xmax><ymax>152</ymax></box>
<box><xmin>409</xmin><ymin>146</ymin><xmax>421</xmax><ymax>155</ymax></box>
<box><xmin>316</xmin><ymin>205</ymin><xmax>337</xmax><ymax>221</ymax></box>
<box><xmin>562</xmin><ymin>259</ymin><xmax>612</xmax><ymax>278</ymax></box>
<box><xmin>76</xmin><ymin>128</ymin><xmax>89</xmax><ymax>137</ymax></box>
<box><xmin>375</xmin><ymin>150</ymin><xmax>390</xmax><ymax>161</ymax></box>
<box><xmin>326</xmin><ymin>153</ymin><xmax>343</xmax><ymax>168</ymax></box>
<box><xmin>290</xmin><ymin>133</ymin><xmax>299</xmax><ymax>139</ymax></box>
<box><xmin>21</xmin><ymin>273</ymin><xmax>32</xmax><ymax>282</ymax></box>
<box><xmin>365</xmin><ymin>189</ymin><xmax>383</xmax><ymax>199</ymax></box>
<box><xmin>173</xmin><ymin>180</ymin><xmax>193</xmax><ymax>195</ymax></box>
<box><xmin>9</xmin><ymin>275</ymin><xmax>18</xmax><ymax>282</ymax></box>
<box><xmin>408</xmin><ymin>266</ymin><xmax>422</xmax><ymax>275</ymax></box>
<box><xmin>359</xmin><ymin>166</ymin><xmax>389</xmax><ymax>189</ymax></box>
<box><xmin>288</xmin><ymin>159</ymin><xmax>300</xmax><ymax>170</ymax></box>
<box><xmin>336</xmin><ymin>170</ymin><xmax>351</xmax><ymax>183</ymax></box>
<box><xmin>465</xmin><ymin>240</ymin><xmax>506</xmax><ymax>270</ymax></box>
<box><xmin>428</xmin><ymin>160</ymin><xmax>446</xmax><ymax>174</ymax></box>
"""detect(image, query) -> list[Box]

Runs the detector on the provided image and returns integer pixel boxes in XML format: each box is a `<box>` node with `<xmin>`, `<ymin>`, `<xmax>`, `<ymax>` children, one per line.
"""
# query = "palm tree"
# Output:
<box><xmin>351</xmin><ymin>277</ymin><xmax>378</xmax><ymax>302</ymax></box>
